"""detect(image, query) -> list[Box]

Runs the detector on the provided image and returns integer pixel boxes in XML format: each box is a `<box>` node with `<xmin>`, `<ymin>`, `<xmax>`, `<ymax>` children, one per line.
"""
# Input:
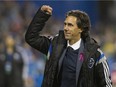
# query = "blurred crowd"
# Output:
<box><xmin>0</xmin><ymin>1</ymin><xmax>116</xmax><ymax>87</ymax></box>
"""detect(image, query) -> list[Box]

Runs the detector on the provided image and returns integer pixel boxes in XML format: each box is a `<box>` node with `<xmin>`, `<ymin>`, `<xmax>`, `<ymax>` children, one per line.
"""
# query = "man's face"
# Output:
<box><xmin>64</xmin><ymin>16</ymin><xmax>82</xmax><ymax>41</ymax></box>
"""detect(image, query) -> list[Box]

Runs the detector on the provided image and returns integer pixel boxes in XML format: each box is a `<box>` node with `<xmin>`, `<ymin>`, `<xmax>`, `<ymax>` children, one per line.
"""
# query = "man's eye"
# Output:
<box><xmin>64</xmin><ymin>23</ymin><xmax>66</xmax><ymax>26</ymax></box>
<box><xmin>68</xmin><ymin>23</ymin><xmax>73</xmax><ymax>26</ymax></box>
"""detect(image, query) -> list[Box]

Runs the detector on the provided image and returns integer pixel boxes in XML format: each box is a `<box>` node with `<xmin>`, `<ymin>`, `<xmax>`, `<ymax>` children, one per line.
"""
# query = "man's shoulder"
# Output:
<box><xmin>51</xmin><ymin>30</ymin><xmax>66</xmax><ymax>45</ymax></box>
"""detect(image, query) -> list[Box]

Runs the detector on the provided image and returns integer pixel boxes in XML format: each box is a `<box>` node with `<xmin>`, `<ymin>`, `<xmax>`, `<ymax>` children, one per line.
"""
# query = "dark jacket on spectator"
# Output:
<box><xmin>0</xmin><ymin>46</ymin><xmax>24</xmax><ymax>87</ymax></box>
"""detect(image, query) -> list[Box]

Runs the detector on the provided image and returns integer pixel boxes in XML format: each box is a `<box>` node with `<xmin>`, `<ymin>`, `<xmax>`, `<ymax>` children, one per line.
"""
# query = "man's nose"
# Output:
<box><xmin>64</xmin><ymin>25</ymin><xmax>69</xmax><ymax>31</ymax></box>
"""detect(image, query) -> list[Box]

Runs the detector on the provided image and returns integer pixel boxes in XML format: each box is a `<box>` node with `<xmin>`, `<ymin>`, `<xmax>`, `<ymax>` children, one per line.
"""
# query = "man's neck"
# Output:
<box><xmin>69</xmin><ymin>38</ymin><xmax>81</xmax><ymax>45</ymax></box>
<box><xmin>68</xmin><ymin>38</ymin><xmax>81</xmax><ymax>50</ymax></box>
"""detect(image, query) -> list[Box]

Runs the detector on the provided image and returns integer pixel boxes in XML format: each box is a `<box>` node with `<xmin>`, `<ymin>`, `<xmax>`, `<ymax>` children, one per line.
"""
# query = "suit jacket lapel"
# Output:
<box><xmin>57</xmin><ymin>48</ymin><xmax>67</xmax><ymax>77</ymax></box>
<box><xmin>76</xmin><ymin>40</ymin><xmax>85</xmax><ymax>85</ymax></box>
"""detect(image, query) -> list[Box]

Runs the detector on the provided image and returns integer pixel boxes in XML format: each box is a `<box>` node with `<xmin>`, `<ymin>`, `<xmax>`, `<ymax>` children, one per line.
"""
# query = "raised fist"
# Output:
<box><xmin>41</xmin><ymin>5</ymin><xmax>53</xmax><ymax>15</ymax></box>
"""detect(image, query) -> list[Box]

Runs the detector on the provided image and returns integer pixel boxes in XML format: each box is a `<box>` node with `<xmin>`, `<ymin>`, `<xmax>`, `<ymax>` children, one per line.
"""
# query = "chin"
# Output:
<box><xmin>65</xmin><ymin>37</ymin><xmax>71</xmax><ymax>40</ymax></box>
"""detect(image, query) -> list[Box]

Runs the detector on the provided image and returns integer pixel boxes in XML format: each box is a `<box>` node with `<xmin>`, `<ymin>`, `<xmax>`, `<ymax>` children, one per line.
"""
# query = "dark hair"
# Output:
<box><xmin>66</xmin><ymin>10</ymin><xmax>91</xmax><ymax>41</ymax></box>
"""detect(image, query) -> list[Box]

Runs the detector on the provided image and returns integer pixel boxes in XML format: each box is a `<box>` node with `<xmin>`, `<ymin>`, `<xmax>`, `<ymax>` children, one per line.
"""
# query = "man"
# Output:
<box><xmin>25</xmin><ymin>5</ymin><xmax>112</xmax><ymax>87</ymax></box>
<box><xmin>0</xmin><ymin>35</ymin><xmax>24</xmax><ymax>87</ymax></box>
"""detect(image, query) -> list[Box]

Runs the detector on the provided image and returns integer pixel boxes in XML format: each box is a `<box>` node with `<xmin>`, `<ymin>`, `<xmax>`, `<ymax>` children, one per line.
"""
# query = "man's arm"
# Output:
<box><xmin>95</xmin><ymin>49</ymin><xmax>112</xmax><ymax>87</ymax></box>
<box><xmin>25</xmin><ymin>5</ymin><xmax>53</xmax><ymax>55</ymax></box>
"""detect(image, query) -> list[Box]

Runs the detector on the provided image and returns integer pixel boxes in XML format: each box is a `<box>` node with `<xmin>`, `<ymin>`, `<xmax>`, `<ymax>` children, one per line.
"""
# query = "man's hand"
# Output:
<box><xmin>41</xmin><ymin>5</ymin><xmax>53</xmax><ymax>15</ymax></box>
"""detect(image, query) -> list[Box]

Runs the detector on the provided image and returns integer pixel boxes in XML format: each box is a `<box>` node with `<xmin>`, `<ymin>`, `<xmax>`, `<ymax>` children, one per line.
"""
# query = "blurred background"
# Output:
<box><xmin>0</xmin><ymin>1</ymin><xmax>116</xmax><ymax>87</ymax></box>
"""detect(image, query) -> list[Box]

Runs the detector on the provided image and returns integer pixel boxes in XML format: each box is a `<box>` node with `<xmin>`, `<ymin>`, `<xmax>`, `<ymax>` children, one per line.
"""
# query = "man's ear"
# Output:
<box><xmin>79</xmin><ymin>28</ymin><xmax>83</xmax><ymax>33</ymax></box>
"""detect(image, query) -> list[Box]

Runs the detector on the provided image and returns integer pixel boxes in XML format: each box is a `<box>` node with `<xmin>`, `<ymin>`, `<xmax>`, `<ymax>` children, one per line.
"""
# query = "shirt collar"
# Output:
<box><xmin>67</xmin><ymin>38</ymin><xmax>81</xmax><ymax>50</ymax></box>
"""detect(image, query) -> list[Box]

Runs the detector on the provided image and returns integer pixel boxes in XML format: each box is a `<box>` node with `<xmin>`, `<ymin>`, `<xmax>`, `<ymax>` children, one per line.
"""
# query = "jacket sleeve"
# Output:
<box><xmin>95</xmin><ymin>48</ymin><xmax>112</xmax><ymax>87</ymax></box>
<box><xmin>25</xmin><ymin>7</ymin><xmax>51</xmax><ymax>55</ymax></box>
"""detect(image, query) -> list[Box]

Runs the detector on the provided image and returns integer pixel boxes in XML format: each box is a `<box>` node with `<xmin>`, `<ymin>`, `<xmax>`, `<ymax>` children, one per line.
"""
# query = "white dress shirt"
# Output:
<box><xmin>67</xmin><ymin>38</ymin><xmax>81</xmax><ymax>50</ymax></box>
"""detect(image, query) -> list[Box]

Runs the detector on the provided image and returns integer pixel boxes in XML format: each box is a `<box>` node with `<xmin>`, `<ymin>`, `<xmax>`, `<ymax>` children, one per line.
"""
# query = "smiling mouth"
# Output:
<box><xmin>65</xmin><ymin>33</ymin><xmax>70</xmax><ymax>35</ymax></box>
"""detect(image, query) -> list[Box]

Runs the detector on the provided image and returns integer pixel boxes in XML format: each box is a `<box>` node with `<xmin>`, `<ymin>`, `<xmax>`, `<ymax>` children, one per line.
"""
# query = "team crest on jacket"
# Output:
<box><xmin>88</xmin><ymin>58</ymin><xmax>95</xmax><ymax>68</ymax></box>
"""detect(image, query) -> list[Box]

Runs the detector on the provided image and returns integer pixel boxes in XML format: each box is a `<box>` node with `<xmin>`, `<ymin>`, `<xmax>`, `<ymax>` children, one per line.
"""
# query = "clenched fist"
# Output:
<box><xmin>41</xmin><ymin>5</ymin><xmax>53</xmax><ymax>15</ymax></box>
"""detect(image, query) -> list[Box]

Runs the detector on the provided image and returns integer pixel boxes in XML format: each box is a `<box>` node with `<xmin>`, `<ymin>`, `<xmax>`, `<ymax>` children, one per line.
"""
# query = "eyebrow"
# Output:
<box><xmin>64</xmin><ymin>22</ymin><xmax>73</xmax><ymax>26</ymax></box>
